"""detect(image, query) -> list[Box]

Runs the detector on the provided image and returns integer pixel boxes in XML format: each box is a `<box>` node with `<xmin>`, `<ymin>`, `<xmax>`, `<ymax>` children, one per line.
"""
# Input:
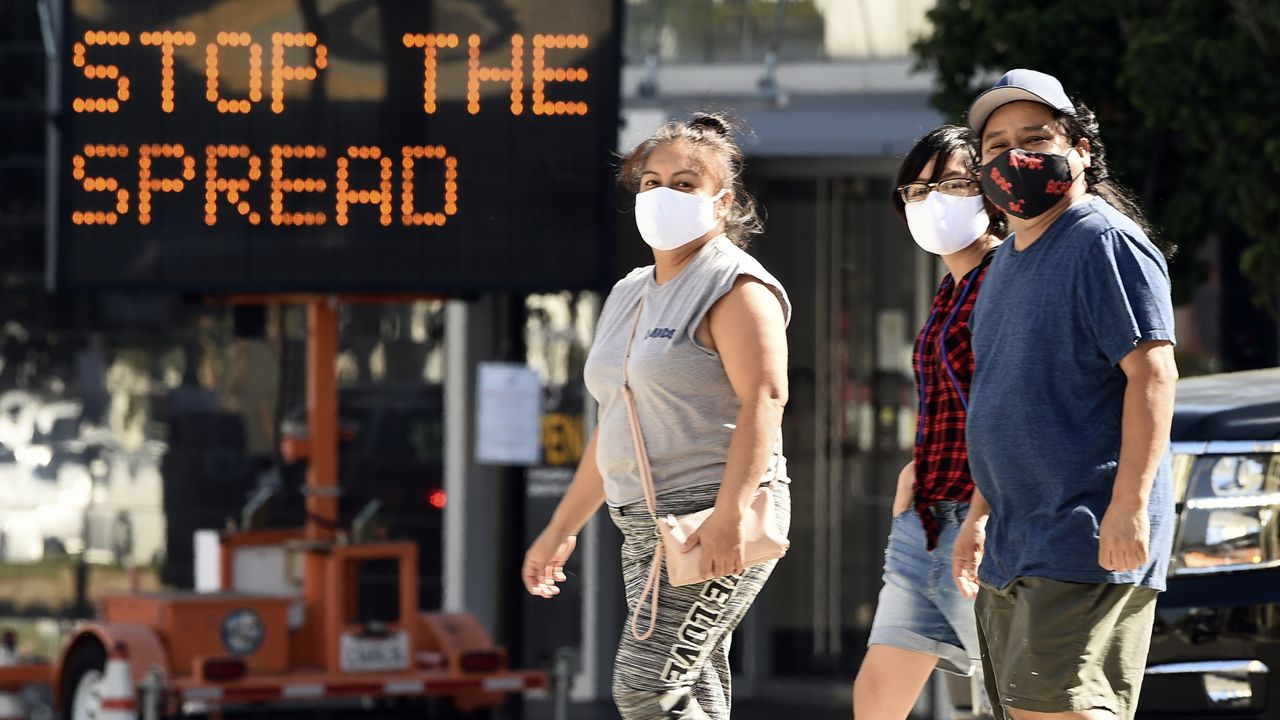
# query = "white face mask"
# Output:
<box><xmin>904</xmin><ymin>192</ymin><xmax>988</xmax><ymax>256</ymax></box>
<box><xmin>634</xmin><ymin>187</ymin><xmax>727</xmax><ymax>252</ymax></box>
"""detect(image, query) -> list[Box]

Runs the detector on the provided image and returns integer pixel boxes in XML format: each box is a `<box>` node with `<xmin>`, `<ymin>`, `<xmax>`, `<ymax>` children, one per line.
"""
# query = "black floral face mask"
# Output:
<box><xmin>980</xmin><ymin>147</ymin><xmax>1081</xmax><ymax>220</ymax></box>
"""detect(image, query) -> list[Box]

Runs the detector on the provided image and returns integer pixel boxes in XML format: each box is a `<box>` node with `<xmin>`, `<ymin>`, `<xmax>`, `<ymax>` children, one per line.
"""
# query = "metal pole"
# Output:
<box><xmin>443</xmin><ymin>300</ymin><xmax>470</xmax><ymax>617</ymax></box>
<box><xmin>503</xmin><ymin>293</ymin><xmax>528</xmax><ymax>720</ymax></box>
<box><xmin>827</xmin><ymin>181</ymin><xmax>844</xmax><ymax>657</ymax></box>
<box><xmin>298</xmin><ymin>296</ymin><xmax>340</xmax><ymax>668</ymax></box>
<box><xmin>38</xmin><ymin>0</ymin><xmax>62</xmax><ymax>292</ymax></box>
<box><xmin>551</xmin><ymin>647</ymin><xmax>577</xmax><ymax>720</ymax></box>
<box><xmin>305</xmin><ymin>297</ymin><xmax>340</xmax><ymax>543</ymax></box>
<box><xmin>813</xmin><ymin>179</ymin><xmax>830</xmax><ymax>656</ymax></box>
<box><xmin>140</xmin><ymin>667</ymin><xmax>163</xmax><ymax>720</ymax></box>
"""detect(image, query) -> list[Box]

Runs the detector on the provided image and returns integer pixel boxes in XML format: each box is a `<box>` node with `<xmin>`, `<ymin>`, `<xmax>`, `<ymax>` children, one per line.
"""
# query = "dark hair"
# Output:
<box><xmin>893</xmin><ymin>124</ymin><xmax>1008</xmax><ymax>238</ymax></box>
<box><xmin>1053</xmin><ymin>104</ymin><xmax>1176</xmax><ymax>259</ymax></box>
<box><xmin>618</xmin><ymin>112</ymin><xmax>762</xmax><ymax>248</ymax></box>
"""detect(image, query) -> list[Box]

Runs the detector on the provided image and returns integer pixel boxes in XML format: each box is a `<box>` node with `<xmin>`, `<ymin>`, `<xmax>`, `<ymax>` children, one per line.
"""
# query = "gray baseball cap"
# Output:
<box><xmin>967</xmin><ymin>69</ymin><xmax>1074</xmax><ymax>132</ymax></box>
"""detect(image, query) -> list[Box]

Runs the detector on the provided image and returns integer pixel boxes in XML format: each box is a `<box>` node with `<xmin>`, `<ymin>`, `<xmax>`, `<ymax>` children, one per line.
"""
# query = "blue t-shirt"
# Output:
<box><xmin>966</xmin><ymin>196</ymin><xmax>1176</xmax><ymax>591</ymax></box>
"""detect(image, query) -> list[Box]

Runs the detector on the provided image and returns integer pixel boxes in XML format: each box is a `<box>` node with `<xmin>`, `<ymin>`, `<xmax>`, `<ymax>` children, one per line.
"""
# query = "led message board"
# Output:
<box><xmin>54</xmin><ymin>0</ymin><xmax>620</xmax><ymax>293</ymax></box>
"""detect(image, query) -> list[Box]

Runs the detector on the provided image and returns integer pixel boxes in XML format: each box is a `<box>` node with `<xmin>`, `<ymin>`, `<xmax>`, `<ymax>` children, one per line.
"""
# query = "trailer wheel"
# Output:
<box><xmin>61</xmin><ymin>640</ymin><xmax>107</xmax><ymax>720</ymax></box>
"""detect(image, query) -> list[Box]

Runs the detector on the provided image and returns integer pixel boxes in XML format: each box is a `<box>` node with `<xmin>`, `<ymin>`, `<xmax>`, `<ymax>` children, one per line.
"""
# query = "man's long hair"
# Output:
<box><xmin>1056</xmin><ymin>103</ymin><xmax>1176</xmax><ymax>259</ymax></box>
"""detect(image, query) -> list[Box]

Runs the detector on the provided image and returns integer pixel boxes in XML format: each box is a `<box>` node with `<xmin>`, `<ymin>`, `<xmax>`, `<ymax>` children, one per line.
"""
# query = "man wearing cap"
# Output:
<box><xmin>950</xmin><ymin>69</ymin><xmax>1178</xmax><ymax>720</ymax></box>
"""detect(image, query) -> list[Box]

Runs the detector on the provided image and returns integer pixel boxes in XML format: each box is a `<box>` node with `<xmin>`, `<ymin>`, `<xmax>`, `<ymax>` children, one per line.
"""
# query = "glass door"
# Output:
<box><xmin>741</xmin><ymin>168</ymin><xmax>934</xmax><ymax>686</ymax></box>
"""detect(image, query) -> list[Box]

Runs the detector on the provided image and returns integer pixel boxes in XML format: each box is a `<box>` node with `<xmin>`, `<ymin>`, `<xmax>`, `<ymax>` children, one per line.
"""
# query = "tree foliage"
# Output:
<box><xmin>912</xmin><ymin>0</ymin><xmax>1280</xmax><ymax>312</ymax></box>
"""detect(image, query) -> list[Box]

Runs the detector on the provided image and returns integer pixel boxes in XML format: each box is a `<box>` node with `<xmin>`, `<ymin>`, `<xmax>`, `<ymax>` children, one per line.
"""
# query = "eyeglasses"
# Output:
<box><xmin>897</xmin><ymin>178</ymin><xmax>981</xmax><ymax>203</ymax></box>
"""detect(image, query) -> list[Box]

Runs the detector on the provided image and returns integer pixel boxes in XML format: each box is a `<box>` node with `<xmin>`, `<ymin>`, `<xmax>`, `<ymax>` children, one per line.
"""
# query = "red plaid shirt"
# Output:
<box><xmin>912</xmin><ymin>251</ymin><xmax>994</xmax><ymax>550</ymax></box>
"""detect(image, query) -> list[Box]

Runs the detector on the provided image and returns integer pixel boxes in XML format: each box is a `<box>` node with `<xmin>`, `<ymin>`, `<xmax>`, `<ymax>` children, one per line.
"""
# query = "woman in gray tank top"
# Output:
<box><xmin>521</xmin><ymin>112</ymin><xmax>792</xmax><ymax>720</ymax></box>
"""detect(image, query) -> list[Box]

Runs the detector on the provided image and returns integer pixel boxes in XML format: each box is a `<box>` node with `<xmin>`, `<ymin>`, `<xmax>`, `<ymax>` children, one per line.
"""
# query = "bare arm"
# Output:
<box><xmin>1099</xmin><ymin>340</ymin><xmax>1178</xmax><ymax>572</ymax></box>
<box><xmin>523</xmin><ymin>428</ymin><xmax>605</xmax><ymax>597</ymax></box>
<box><xmin>967</xmin><ymin>483</ymin><xmax>990</xmax><ymax>519</ymax></box>
<box><xmin>1114</xmin><ymin>341</ymin><xmax>1178</xmax><ymax>506</ymax></box>
<box><xmin>682</xmin><ymin>276</ymin><xmax>788</xmax><ymax>577</ymax></box>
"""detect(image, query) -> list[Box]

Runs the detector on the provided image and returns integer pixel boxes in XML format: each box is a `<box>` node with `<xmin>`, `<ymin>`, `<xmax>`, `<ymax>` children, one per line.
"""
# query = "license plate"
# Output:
<box><xmin>340</xmin><ymin>631</ymin><xmax>410</xmax><ymax>673</ymax></box>
<box><xmin>482</xmin><ymin>676</ymin><xmax>525</xmax><ymax>693</ymax></box>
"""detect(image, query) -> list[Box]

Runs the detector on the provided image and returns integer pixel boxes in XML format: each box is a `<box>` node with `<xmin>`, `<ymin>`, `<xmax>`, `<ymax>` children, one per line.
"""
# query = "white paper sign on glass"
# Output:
<box><xmin>475</xmin><ymin>362</ymin><xmax>542</xmax><ymax>466</ymax></box>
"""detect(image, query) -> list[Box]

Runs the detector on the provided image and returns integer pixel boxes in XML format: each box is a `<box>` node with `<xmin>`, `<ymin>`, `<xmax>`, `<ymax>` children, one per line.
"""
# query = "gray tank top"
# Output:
<box><xmin>584</xmin><ymin>235</ymin><xmax>792</xmax><ymax>507</ymax></box>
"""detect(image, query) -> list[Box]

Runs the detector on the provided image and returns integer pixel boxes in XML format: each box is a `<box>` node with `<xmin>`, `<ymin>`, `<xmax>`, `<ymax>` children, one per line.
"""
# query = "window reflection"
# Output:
<box><xmin>624</xmin><ymin>0</ymin><xmax>934</xmax><ymax>63</ymax></box>
<box><xmin>0</xmin><ymin>297</ymin><xmax>449</xmax><ymax>624</ymax></box>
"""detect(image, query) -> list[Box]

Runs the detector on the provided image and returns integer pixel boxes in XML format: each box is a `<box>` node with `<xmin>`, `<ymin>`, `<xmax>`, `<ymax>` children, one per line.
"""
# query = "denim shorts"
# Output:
<box><xmin>866</xmin><ymin>501</ymin><xmax>980</xmax><ymax>675</ymax></box>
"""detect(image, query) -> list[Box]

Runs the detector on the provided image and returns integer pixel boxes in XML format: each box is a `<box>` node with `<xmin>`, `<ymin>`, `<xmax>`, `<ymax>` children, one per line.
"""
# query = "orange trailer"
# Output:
<box><xmin>0</xmin><ymin>297</ymin><xmax>546</xmax><ymax>718</ymax></box>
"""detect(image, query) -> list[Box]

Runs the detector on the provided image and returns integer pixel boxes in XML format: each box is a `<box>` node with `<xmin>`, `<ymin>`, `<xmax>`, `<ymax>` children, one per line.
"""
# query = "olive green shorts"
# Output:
<box><xmin>975</xmin><ymin>577</ymin><xmax>1158</xmax><ymax>720</ymax></box>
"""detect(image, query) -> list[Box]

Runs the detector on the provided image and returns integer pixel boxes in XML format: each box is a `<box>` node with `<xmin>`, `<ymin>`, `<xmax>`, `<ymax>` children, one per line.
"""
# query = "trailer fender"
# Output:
<box><xmin>417</xmin><ymin>612</ymin><xmax>505</xmax><ymax>668</ymax></box>
<box><xmin>56</xmin><ymin>623</ymin><xmax>169</xmax><ymax>709</ymax></box>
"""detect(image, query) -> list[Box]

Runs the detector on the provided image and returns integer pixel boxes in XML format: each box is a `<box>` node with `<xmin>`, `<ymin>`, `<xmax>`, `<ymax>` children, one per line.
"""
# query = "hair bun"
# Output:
<box><xmin>689</xmin><ymin>112</ymin><xmax>733</xmax><ymax>138</ymax></box>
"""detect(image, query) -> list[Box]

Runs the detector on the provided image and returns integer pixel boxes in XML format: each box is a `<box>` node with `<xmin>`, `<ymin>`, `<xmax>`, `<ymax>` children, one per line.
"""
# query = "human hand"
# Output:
<box><xmin>892</xmin><ymin>461</ymin><xmax>916</xmax><ymax>517</ymax></box>
<box><xmin>682</xmin><ymin>508</ymin><xmax>745</xmax><ymax>578</ymax></box>
<box><xmin>1098</xmin><ymin>500</ymin><xmax>1149</xmax><ymax>573</ymax></box>
<box><xmin>952</xmin><ymin>513</ymin><xmax>986</xmax><ymax>599</ymax></box>
<box><xmin>522</xmin><ymin>529</ymin><xmax>577</xmax><ymax>598</ymax></box>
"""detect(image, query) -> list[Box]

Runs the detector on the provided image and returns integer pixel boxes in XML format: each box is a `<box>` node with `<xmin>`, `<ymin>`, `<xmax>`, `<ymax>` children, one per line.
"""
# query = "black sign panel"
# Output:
<box><xmin>54</xmin><ymin>0</ymin><xmax>620</xmax><ymax>293</ymax></box>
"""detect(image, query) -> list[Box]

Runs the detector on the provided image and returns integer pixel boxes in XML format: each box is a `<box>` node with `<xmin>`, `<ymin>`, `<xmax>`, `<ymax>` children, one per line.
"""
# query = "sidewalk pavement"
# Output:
<box><xmin>522</xmin><ymin>673</ymin><xmax>988</xmax><ymax>719</ymax></box>
<box><xmin>525</xmin><ymin>699</ymin><xmax>853</xmax><ymax>719</ymax></box>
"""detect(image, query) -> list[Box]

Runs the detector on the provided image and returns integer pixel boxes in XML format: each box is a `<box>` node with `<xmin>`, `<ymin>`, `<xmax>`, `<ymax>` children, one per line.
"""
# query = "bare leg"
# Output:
<box><xmin>852</xmin><ymin>644</ymin><xmax>938</xmax><ymax>719</ymax></box>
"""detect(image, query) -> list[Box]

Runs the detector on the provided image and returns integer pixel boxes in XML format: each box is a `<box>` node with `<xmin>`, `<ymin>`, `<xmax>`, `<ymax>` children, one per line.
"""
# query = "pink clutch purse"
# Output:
<box><xmin>620</xmin><ymin>298</ymin><xmax>789</xmax><ymax>640</ymax></box>
<box><xmin>656</xmin><ymin>486</ymin><xmax>788</xmax><ymax>587</ymax></box>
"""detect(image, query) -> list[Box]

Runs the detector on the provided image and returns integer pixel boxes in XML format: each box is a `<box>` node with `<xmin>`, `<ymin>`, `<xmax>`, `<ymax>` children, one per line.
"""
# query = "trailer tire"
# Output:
<box><xmin>61</xmin><ymin>639</ymin><xmax>107</xmax><ymax>720</ymax></box>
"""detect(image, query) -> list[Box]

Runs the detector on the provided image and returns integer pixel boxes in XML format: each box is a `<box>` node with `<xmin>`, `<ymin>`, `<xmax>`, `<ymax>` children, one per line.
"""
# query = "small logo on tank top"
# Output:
<box><xmin>645</xmin><ymin>327</ymin><xmax>677</xmax><ymax>340</ymax></box>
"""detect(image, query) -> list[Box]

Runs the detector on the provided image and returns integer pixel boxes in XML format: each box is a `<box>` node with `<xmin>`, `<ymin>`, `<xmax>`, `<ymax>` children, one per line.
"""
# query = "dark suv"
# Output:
<box><xmin>1139</xmin><ymin>367</ymin><xmax>1280</xmax><ymax>718</ymax></box>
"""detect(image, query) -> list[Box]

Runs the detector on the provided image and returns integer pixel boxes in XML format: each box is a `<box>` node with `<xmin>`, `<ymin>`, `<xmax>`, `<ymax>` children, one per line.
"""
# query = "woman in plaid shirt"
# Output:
<box><xmin>853</xmin><ymin>125</ymin><xmax>1006</xmax><ymax>719</ymax></box>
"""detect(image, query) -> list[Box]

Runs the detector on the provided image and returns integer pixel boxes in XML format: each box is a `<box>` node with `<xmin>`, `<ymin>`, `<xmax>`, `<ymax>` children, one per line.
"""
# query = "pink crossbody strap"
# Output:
<box><xmin>621</xmin><ymin>298</ymin><xmax>660</xmax><ymax>520</ymax></box>
<box><xmin>619</xmin><ymin>297</ymin><xmax>665</xmax><ymax>641</ymax></box>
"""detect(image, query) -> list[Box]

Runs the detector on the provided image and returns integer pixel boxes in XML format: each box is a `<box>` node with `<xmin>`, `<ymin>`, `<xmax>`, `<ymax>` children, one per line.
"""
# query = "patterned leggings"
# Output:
<box><xmin>608</xmin><ymin>483</ymin><xmax>791</xmax><ymax>720</ymax></box>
